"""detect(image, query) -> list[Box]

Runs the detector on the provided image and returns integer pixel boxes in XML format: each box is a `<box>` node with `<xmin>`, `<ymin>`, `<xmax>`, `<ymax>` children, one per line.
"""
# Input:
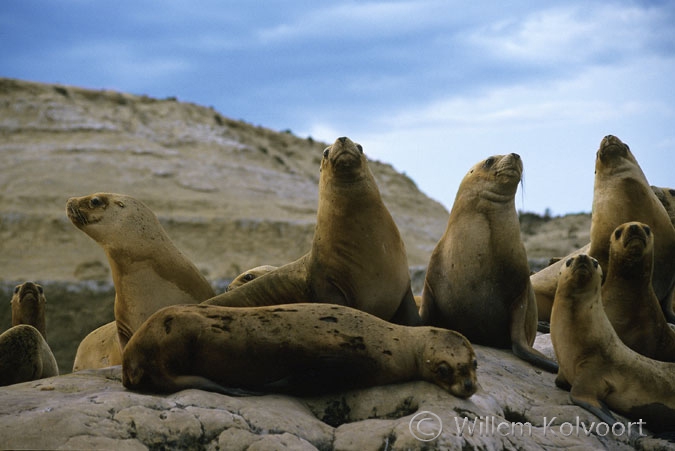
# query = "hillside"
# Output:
<box><xmin>0</xmin><ymin>78</ymin><xmax>591</xmax><ymax>373</ymax></box>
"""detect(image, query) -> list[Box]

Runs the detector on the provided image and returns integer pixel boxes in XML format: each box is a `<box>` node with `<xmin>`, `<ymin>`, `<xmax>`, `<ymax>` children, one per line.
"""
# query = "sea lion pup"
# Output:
<box><xmin>11</xmin><ymin>282</ymin><xmax>47</xmax><ymax>339</ymax></box>
<box><xmin>550</xmin><ymin>254</ymin><xmax>675</xmax><ymax>433</ymax></box>
<box><xmin>602</xmin><ymin>222</ymin><xmax>675</xmax><ymax>361</ymax></box>
<box><xmin>122</xmin><ymin>303</ymin><xmax>477</xmax><ymax>398</ymax></box>
<box><xmin>66</xmin><ymin>193</ymin><xmax>216</xmax><ymax>353</ymax></box>
<box><xmin>226</xmin><ymin>265</ymin><xmax>278</xmax><ymax>291</ymax></box>
<box><xmin>203</xmin><ymin>137</ymin><xmax>421</xmax><ymax>326</ymax></box>
<box><xmin>420</xmin><ymin>154</ymin><xmax>558</xmax><ymax>373</ymax></box>
<box><xmin>532</xmin><ymin>136</ymin><xmax>675</xmax><ymax>323</ymax></box>
<box><xmin>0</xmin><ymin>325</ymin><xmax>59</xmax><ymax>386</ymax></box>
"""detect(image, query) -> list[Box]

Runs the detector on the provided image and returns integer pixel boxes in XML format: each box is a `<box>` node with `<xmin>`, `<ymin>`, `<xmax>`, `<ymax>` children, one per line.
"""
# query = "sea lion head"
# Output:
<box><xmin>558</xmin><ymin>254</ymin><xmax>602</xmax><ymax>303</ymax></box>
<box><xmin>608</xmin><ymin>222</ymin><xmax>653</xmax><ymax>277</ymax></box>
<box><xmin>11</xmin><ymin>281</ymin><xmax>46</xmax><ymax>336</ymax></box>
<box><xmin>595</xmin><ymin>135</ymin><xmax>639</xmax><ymax>172</ymax></box>
<box><xmin>66</xmin><ymin>192</ymin><xmax>161</xmax><ymax>247</ymax></box>
<box><xmin>460</xmin><ymin>153</ymin><xmax>523</xmax><ymax>202</ymax></box>
<box><xmin>227</xmin><ymin>265</ymin><xmax>278</xmax><ymax>291</ymax></box>
<box><xmin>421</xmin><ymin>329</ymin><xmax>478</xmax><ymax>399</ymax></box>
<box><xmin>320</xmin><ymin>136</ymin><xmax>366</xmax><ymax>180</ymax></box>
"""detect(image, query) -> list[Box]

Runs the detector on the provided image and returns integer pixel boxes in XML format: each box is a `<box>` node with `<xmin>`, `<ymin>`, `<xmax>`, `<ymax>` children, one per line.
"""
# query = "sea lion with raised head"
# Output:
<box><xmin>203</xmin><ymin>137</ymin><xmax>421</xmax><ymax>326</ymax></box>
<box><xmin>602</xmin><ymin>222</ymin><xmax>675</xmax><ymax>361</ymax></box>
<box><xmin>420</xmin><ymin>154</ymin><xmax>558</xmax><ymax>373</ymax></box>
<box><xmin>11</xmin><ymin>282</ymin><xmax>47</xmax><ymax>339</ymax></box>
<box><xmin>532</xmin><ymin>136</ymin><xmax>675</xmax><ymax>323</ymax></box>
<box><xmin>1</xmin><ymin>282</ymin><xmax>58</xmax><ymax>386</ymax></box>
<box><xmin>66</xmin><ymin>193</ymin><xmax>216</xmax><ymax>354</ymax></box>
<box><xmin>551</xmin><ymin>254</ymin><xmax>675</xmax><ymax>433</ymax></box>
<box><xmin>122</xmin><ymin>303</ymin><xmax>477</xmax><ymax>398</ymax></box>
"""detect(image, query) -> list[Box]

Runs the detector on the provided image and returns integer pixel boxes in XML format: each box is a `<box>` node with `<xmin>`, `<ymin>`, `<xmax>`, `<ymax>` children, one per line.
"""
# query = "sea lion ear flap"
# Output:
<box><xmin>115</xmin><ymin>201</ymin><xmax>125</xmax><ymax>208</ymax></box>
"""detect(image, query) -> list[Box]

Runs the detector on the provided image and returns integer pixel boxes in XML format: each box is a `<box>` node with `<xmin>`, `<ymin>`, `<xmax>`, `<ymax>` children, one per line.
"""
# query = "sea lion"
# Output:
<box><xmin>0</xmin><ymin>325</ymin><xmax>59</xmax><ymax>386</ymax></box>
<box><xmin>203</xmin><ymin>137</ymin><xmax>421</xmax><ymax>326</ymax></box>
<box><xmin>66</xmin><ymin>193</ymin><xmax>216</xmax><ymax>353</ymax></box>
<box><xmin>532</xmin><ymin>136</ymin><xmax>675</xmax><ymax>323</ymax></box>
<box><xmin>226</xmin><ymin>265</ymin><xmax>278</xmax><ymax>291</ymax></box>
<box><xmin>651</xmin><ymin>186</ymin><xmax>675</xmax><ymax>226</ymax></box>
<box><xmin>550</xmin><ymin>254</ymin><xmax>675</xmax><ymax>433</ymax></box>
<box><xmin>122</xmin><ymin>303</ymin><xmax>477</xmax><ymax>398</ymax></box>
<box><xmin>11</xmin><ymin>282</ymin><xmax>47</xmax><ymax>339</ymax></box>
<box><xmin>419</xmin><ymin>154</ymin><xmax>558</xmax><ymax>373</ymax></box>
<box><xmin>602</xmin><ymin>222</ymin><xmax>675</xmax><ymax>361</ymax></box>
<box><xmin>72</xmin><ymin>322</ymin><xmax>122</xmax><ymax>372</ymax></box>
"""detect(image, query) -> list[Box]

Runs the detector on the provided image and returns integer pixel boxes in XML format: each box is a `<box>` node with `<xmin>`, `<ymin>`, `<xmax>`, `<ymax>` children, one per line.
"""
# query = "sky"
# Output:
<box><xmin>1</xmin><ymin>1</ymin><xmax>673</xmax><ymax>215</ymax></box>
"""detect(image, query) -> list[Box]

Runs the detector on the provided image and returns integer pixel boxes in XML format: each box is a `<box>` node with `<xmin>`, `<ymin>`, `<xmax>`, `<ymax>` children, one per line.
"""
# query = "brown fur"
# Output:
<box><xmin>122</xmin><ymin>303</ymin><xmax>477</xmax><ymax>397</ymax></box>
<box><xmin>0</xmin><ymin>325</ymin><xmax>58</xmax><ymax>386</ymax></box>
<box><xmin>203</xmin><ymin>137</ymin><xmax>421</xmax><ymax>326</ymax></box>
<box><xmin>532</xmin><ymin>136</ymin><xmax>675</xmax><ymax>323</ymax></box>
<box><xmin>551</xmin><ymin>254</ymin><xmax>675</xmax><ymax>433</ymax></box>
<box><xmin>420</xmin><ymin>154</ymin><xmax>557</xmax><ymax>373</ymax></box>
<box><xmin>226</xmin><ymin>265</ymin><xmax>278</xmax><ymax>291</ymax></box>
<box><xmin>11</xmin><ymin>282</ymin><xmax>47</xmax><ymax>339</ymax></box>
<box><xmin>602</xmin><ymin>222</ymin><xmax>675</xmax><ymax>361</ymax></box>
<box><xmin>66</xmin><ymin>193</ymin><xmax>215</xmax><ymax>358</ymax></box>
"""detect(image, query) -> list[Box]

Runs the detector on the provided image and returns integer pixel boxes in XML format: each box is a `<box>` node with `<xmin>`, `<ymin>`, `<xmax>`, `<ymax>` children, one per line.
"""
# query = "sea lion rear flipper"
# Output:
<box><xmin>389</xmin><ymin>286</ymin><xmax>423</xmax><ymax>326</ymax></box>
<box><xmin>169</xmin><ymin>375</ymin><xmax>263</xmax><ymax>397</ymax></box>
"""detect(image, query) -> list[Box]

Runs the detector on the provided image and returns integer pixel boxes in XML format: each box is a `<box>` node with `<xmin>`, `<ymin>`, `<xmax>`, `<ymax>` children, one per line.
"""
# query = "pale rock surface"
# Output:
<box><xmin>0</xmin><ymin>341</ymin><xmax>670</xmax><ymax>450</ymax></box>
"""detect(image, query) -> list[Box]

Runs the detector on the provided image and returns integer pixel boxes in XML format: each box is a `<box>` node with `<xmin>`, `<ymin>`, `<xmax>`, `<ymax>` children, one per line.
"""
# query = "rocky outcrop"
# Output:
<box><xmin>0</xmin><ymin>339</ymin><xmax>669</xmax><ymax>450</ymax></box>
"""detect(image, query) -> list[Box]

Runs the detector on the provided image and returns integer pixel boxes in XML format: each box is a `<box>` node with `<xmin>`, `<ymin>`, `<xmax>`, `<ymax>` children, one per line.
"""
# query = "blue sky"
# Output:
<box><xmin>2</xmin><ymin>1</ymin><xmax>673</xmax><ymax>215</ymax></box>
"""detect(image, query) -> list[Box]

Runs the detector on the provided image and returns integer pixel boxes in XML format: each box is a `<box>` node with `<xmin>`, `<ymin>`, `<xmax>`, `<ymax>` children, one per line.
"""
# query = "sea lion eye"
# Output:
<box><xmin>13</xmin><ymin>285</ymin><xmax>20</xmax><ymax>294</ymax></box>
<box><xmin>356</xmin><ymin>144</ymin><xmax>363</xmax><ymax>154</ymax></box>
<box><xmin>473</xmin><ymin>359</ymin><xmax>478</xmax><ymax>369</ymax></box>
<box><xmin>323</xmin><ymin>147</ymin><xmax>330</xmax><ymax>158</ymax></box>
<box><xmin>90</xmin><ymin>197</ymin><xmax>103</xmax><ymax>208</ymax></box>
<box><xmin>37</xmin><ymin>285</ymin><xmax>44</xmax><ymax>294</ymax></box>
<box><xmin>644</xmin><ymin>225</ymin><xmax>651</xmax><ymax>236</ymax></box>
<box><xmin>669</xmin><ymin>189</ymin><xmax>675</xmax><ymax>196</ymax></box>
<box><xmin>243</xmin><ymin>274</ymin><xmax>255</xmax><ymax>282</ymax></box>
<box><xmin>592</xmin><ymin>259</ymin><xmax>599</xmax><ymax>268</ymax></box>
<box><xmin>614</xmin><ymin>229</ymin><xmax>623</xmax><ymax>240</ymax></box>
<box><xmin>565</xmin><ymin>258</ymin><xmax>573</xmax><ymax>267</ymax></box>
<box><xmin>483</xmin><ymin>157</ymin><xmax>495</xmax><ymax>168</ymax></box>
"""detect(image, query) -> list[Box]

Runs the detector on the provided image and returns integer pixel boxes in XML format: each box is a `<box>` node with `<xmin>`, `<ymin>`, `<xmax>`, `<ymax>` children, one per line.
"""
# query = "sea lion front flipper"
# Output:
<box><xmin>389</xmin><ymin>286</ymin><xmax>423</xmax><ymax>326</ymax></box>
<box><xmin>569</xmin><ymin>382</ymin><xmax>617</xmax><ymax>426</ymax></box>
<box><xmin>509</xmin><ymin>288</ymin><xmax>559</xmax><ymax>373</ymax></box>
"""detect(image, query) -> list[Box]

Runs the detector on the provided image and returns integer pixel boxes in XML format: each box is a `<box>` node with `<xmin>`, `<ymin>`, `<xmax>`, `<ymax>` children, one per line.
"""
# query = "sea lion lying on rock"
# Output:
<box><xmin>122</xmin><ymin>303</ymin><xmax>477</xmax><ymax>398</ymax></box>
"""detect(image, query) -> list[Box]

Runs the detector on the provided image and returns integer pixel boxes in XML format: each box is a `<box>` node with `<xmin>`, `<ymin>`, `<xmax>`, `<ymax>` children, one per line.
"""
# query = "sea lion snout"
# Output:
<box><xmin>15</xmin><ymin>281</ymin><xmax>42</xmax><ymax>298</ymax></box>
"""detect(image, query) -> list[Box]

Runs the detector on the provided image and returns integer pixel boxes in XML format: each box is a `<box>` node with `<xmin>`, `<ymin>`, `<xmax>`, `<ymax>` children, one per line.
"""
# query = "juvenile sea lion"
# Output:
<box><xmin>203</xmin><ymin>137</ymin><xmax>421</xmax><ymax>326</ymax></box>
<box><xmin>420</xmin><ymin>154</ymin><xmax>558</xmax><ymax>373</ymax></box>
<box><xmin>11</xmin><ymin>282</ymin><xmax>47</xmax><ymax>339</ymax></box>
<box><xmin>0</xmin><ymin>325</ymin><xmax>59</xmax><ymax>386</ymax></box>
<box><xmin>122</xmin><ymin>303</ymin><xmax>477</xmax><ymax>398</ymax></box>
<box><xmin>532</xmin><ymin>136</ymin><xmax>675</xmax><ymax>323</ymax></box>
<box><xmin>602</xmin><ymin>222</ymin><xmax>675</xmax><ymax>361</ymax></box>
<box><xmin>66</xmin><ymin>193</ymin><xmax>216</xmax><ymax>353</ymax></box>
<box><xmin>550</xmin><ymin>254</ymin><xmax>675</xmax><ymax>433</ymax></box>
<box><xmin>226</xmin><ymin>265</ymin><xmax>278</xmax><ymax>291</ymax></box>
